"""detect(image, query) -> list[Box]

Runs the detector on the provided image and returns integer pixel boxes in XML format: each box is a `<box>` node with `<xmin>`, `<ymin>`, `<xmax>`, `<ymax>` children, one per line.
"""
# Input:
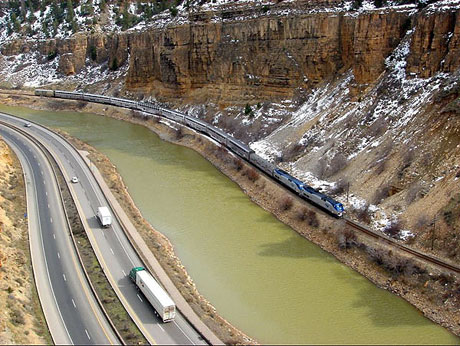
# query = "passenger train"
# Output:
<box><xmin>35</xmin><ymin>89</ymin><xmax>344</xmax><ymax>217</ymax></box>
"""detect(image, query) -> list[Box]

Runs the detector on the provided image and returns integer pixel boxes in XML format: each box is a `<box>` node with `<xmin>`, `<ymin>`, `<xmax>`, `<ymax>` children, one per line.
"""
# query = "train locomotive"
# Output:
<box><xmin>35</xmin><ymin>89</ymin><xmax>344</xmax><ymax>217</ymax></box>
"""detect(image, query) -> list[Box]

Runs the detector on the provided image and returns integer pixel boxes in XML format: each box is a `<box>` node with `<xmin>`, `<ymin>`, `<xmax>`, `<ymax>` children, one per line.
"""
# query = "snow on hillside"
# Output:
<box><xmin>1</xmin><ymin>0</ymin><xmax>460</xmax><ymax>46</ymax></box>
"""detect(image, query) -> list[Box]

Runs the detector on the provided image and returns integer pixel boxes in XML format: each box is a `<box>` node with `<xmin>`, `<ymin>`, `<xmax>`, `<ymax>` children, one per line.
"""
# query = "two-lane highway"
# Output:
<box><xmin>0</xmin><ymin>112</ymin><xmax>208</xmax><ymax>345</ymax></box>
<box><xmin>0</xmin><ymin>124</ymin><xmax>119</xmax><ymax>344</ymax></box>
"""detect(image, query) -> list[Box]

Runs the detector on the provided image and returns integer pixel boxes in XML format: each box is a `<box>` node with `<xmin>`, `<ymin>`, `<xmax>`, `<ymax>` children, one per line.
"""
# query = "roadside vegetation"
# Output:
<box><xmin>0</xmin><ymin>138</ymin><xmax>50</xmax><ymax>344</ymax></box>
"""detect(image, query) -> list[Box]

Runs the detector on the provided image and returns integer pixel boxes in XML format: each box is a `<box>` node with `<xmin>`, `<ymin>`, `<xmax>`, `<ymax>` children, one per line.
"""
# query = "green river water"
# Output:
<box><xmin>1</xmin><ymin>104</ymin><xmax>458</xmax><ymax>344</ymax></box>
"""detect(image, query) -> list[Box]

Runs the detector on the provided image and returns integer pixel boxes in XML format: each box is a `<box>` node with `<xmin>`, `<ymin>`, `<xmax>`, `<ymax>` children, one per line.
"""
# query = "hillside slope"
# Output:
<box><xmin>0</xmin><ymin>0</ymin><xmax>459</xmax><ymax>266</ymax></box>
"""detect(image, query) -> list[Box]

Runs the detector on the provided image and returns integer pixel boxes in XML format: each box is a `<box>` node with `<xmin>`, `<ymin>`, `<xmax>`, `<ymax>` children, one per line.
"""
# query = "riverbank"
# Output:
<box><xmin>1</xmin><ymin>90</ymin><xmax>459</xmax><ymax>340</ymax></box>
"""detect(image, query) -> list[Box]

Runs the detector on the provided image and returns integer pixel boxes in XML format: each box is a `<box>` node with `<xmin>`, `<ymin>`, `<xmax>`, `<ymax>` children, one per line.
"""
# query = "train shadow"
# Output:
<box><xmin>257</xmin><ymin>233</ymin><xmax>336</xmax><ymax>261</ymax></box>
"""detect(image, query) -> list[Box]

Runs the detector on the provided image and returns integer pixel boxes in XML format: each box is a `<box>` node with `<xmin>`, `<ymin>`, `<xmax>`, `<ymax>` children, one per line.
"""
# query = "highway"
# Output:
<box><xmin>0</xmin><ymin>124</ymin><xmax>119</xmax><ymax>344</ymax></box>
<box><xmin>0</xmin><ymin>112</ymin><xmax>208</xmax><ymax>345</ymax></box>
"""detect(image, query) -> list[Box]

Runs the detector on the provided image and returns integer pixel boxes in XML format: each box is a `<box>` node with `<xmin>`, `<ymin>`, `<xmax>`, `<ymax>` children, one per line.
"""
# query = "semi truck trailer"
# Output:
<box><xmin>96</xmin><ymin>206</ymin><xmax>112</xmax><ymax>227</ymax></box>
<box><xmin>129</xmin><ymin>267</ymin><xmax>176</xmax><ymax>322</ymax></box>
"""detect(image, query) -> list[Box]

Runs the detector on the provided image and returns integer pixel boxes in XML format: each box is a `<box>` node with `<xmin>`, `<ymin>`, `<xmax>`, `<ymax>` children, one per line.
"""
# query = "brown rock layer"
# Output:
<box><xmin>1</xmin><ymin>7</ymin><xmax>459</xmax><ymax>102</ymax></box>
<box><xmin>407</xmin><ymin>9</ymin><xmax>460</xmax><ymax>77</ymax></box>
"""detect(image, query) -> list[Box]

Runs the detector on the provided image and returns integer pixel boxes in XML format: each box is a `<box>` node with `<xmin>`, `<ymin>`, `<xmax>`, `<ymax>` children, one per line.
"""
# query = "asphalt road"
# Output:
<box><xmin>0</xmin><ymin>124</ymin><xmax>119</xmax><ymax>345</ymax></box>
<box><xmin>0</xmin><ymin>112</ymin><xmax>207</xmax><ymax>345</ymax></box>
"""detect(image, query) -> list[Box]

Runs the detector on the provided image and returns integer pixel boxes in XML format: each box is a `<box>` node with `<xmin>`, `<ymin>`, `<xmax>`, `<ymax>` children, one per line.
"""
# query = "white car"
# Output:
<box><xmin>71</xmin><ymin>176</ymin><xmax>79</xmax><ymax>183</ymax></box>
<box><xmin>24</xmin><ymin>122</ymin><xmax>31</xmax><ymax>127</ymax></box>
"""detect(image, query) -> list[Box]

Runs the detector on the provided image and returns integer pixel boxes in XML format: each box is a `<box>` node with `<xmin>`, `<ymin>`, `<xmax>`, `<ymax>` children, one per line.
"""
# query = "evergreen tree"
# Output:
<box><xmin>170</xmin><ymin>4</ymin><xmax>178</xmax><ymax>17</ymax></box>
<box><xmin>244</xmin><ymin>103</ymin><xmax>252</xmax><ymax>116</ymax></box>
<box><xmin>20</xmin><ymin>0</ymin><xmax>26</xmax><ymax>20</ymax></box>
<box><xmin>42</xmin><ymin>20</ymin><xmax>49</xmax><ymax>38</ymax></box>
<box><xmin>144</xmin><ymin>3</ymin><xmax>153</xmax><ymax>19</ymax></box>
<box><xmin>66</xmin><ymin>0</ymin><xmax>75</xmax><ymax>24</ymax></box>
<box><xmin>12</xmin><ymin>13</ymin><xmax>21</xmax><ymax>32</ymax></box>
<box><xmin>110</xmin><ymin>57</ymin><xmax>118</xmax><ymax>71</ymax></box>
<box><xmin>71</xmin><ymin>19</ymin><xmax>78</xmax><ymax>33</ymax></box>
<box><xmin>121</xmin><ymin>5</ymin><xmax>131</xmax><ymax>30</ymax></box>
<box><xmin>51</xmin><ymin>0</ymin><xmax>63</xmax><ymax>24</ymax></box>
<box><xmin>99</xmin><ymin>0</ymin><xmax>107</xmax><ymax>11</ymax></box>
<box><xmin>6</xmin><ymin>22</ymin><xmax>12</xmax><ymax>36</ymax></box>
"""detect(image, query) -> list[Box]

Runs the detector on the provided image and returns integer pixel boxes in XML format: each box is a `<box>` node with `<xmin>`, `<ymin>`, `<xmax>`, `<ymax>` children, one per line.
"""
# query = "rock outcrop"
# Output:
<box><xmin>0</xmin><ymin>5</ymin><xmax>459</xmax><ymax>104</ymax></box>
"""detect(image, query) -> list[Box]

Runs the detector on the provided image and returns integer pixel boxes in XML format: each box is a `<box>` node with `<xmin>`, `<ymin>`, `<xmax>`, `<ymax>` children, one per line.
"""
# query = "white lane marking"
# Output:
<box><xmin>50</xmin><ymin>217</ymin><xmax>53</xmax><ymax>223</ymax></box>
<box><xmin>173</xmin><ymin>320</ymin><xmax>195</xmax><ymax>344</ymax></box>
<box><xmin>38</xmin><ymin>162</ymin><xmax>40</xmax><ymax>166</ymax></box>
<box><xmin>33</xmin><ymin>155</ymin><xmax>36</xmax><ymax>159</ymax></box>
<box><xmin>158</xmin><ymin>325</ymin><xmax>165</xmax><ymax>332</ymax></box>
<box><xmin>53</xmin><ymin>233</ymin><xmax>55</xmax><ymax>239</ymax></box>
<box><xmin>41</xmin><ymin>171</ymin><xmax>43</xmax><ymax>175</ymax></box>
<box><xmin>122</xmin><ymin>270</ymin><xmax>126</xmax><ymax>276</ymax></box>
<box><xmin>47</xmin><ymin>204</ymin><xmax>50</xmax><ymax>209</ymax></box>
<box><xmin>137</xmin><ymin>294</ymin><xmax>143</xmax><ymax>302</ymax></box>
<box><xmin>63</xmin><ymin>274</ymin><xmax>67</xmax><ymax>281</ymax></box>
<box><xmin>85</xmin><ymin>329</ymin><xmax>90</xmax><ymax>340</ymax></box>
<box><xmin>57</xmin><ymin>252</ymin><xmax>60</xmax><ymax>259</ymax></box>
<box><xmin>45</xmin><ymin>191</ymin><xmax>47</xmax><ymax>196</ymax></box>
<box><xmin>72</xmin><ymin>299</ymin><xmax>76</xmax><ymax>308</ymax></box>
<box><xmin>43</xmin><ymin>180</ymin><xmax>46</xmax><ymax>185</ymax></box>
<box><xmin>110</xmin><ymin>248</ymin><xmax>114</xmax><ymax>255</ymax></box>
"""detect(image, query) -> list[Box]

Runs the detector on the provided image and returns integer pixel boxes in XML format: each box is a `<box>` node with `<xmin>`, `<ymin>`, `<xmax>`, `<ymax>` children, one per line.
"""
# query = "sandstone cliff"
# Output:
<box><xmin>1</xmin><ymin>3</ymin><xmax>458</xmax><ymax>105</ymax></box>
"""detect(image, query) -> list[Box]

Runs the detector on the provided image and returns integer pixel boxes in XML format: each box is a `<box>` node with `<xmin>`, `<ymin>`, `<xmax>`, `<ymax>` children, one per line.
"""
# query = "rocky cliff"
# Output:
<box><xmin>2</xmin><ymin>3</ymin><xmax>459</xmax><ymax>105</ymax></box>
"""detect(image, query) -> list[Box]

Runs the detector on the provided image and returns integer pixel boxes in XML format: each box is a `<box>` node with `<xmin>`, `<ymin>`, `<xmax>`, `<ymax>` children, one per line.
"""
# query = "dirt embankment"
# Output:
<box><xmin>0</xmin><ymin>136</ymin><xmax>50</xmax><ymax>344</ymax></box>
<box><xmin>1</xmin><ymin>90</ymin><xmax>459</xmax><ymax>340</ymax></box>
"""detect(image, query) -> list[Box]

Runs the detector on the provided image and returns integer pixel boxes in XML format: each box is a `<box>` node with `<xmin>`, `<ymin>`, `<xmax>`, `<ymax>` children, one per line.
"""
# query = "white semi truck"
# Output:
<box><xmin>96</xmin><ymin>206</ymin><xmax>112</xmax><ymax>227</ymax></box>
<box><xmin>129</xmin><ymin>267</ymin><xmax>176</xmax><ymax>322</ymax></box>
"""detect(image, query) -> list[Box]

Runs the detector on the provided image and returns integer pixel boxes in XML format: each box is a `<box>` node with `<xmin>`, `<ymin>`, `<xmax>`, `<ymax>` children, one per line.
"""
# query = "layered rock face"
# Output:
<box><xmin>125</xmin><ymin>10</ymin><xmax>412</xmax><ymax>101</ymax></box>
<box><xmin>1</xmin><ymin>5</ymin><xmax>459</xmax><ymax>104</ymax></box>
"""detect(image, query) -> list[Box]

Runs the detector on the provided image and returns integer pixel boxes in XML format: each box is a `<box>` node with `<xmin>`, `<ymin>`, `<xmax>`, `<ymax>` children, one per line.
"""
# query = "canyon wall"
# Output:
<box><xmin>1</xmin><ymin>6</ymin><xmax>459</xmax><ymax>104</ymax></box>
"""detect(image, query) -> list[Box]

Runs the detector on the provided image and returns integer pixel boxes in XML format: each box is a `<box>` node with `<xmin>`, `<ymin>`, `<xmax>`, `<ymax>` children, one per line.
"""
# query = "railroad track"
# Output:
<box><xmin>30</xmin><ymin>90</ymin><xmax>460</xmax><ymax>276</ymax></box>
<box><xmin>344</xmin><ymin>218</ymin><xmax>460</xmax><ymax>274</ymax></box>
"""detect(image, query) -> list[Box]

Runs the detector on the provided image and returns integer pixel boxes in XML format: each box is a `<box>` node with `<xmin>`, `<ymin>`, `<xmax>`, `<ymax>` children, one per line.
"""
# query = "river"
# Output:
<box><xmin>1</xmin><ymin>104</ymin><xmax>457</xmax><ymax>344</ymax></box>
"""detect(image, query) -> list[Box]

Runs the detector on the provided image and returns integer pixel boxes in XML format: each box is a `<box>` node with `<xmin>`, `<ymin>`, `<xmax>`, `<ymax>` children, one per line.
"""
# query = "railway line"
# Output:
<box><xmin>344</xmin><ymin>218</ymin><xmax>460</xmax><ymax>274</ymax></box>
<box><xmin>33</xmin><ymin>90</ymin><xmax>459</xmax><ymax>280</ymax></box>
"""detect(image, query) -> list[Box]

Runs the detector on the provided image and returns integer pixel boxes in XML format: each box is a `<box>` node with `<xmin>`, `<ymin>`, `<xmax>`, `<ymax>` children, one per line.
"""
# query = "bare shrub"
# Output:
<box><xmin>76</xmin><ymin>100</ymin><xmax>88</xmax><ymax>109</ymax></box>
<box><xmin>375</xmin><ymin>159</ymin><xmax>386</xmax><ymax>175</ymax></box>
<box><xmin>328</xmin><ymin>178</ymin><xmax>349</xmax><ymax>196</ymax></box>
<box><xmin>354</xmin><ymin>203</ymin><xmax>371</xmax><ymax>224</ymax></box>
<box><xmin>415</xmin><ymin>215</ymin><xmax>429</xmax><ymax>231</ymax></box>
<box><xmin>406</xmin><ymin>182</ymin><xmax>422</xmax><ymax>205</ymax></box>
<box><xmin>314</xmin><ymin>158</ymin><xmax>327</xmax><ymax>179</ymax></box>
<box><xmin>232</xmin><ymin>158</ymin><xmax>243</xmax><ymax>172</ymax></box>
<box><xmin>10</xmin><ymin>307</ymin><xmax>25</xmax><ymax>326</ymax></box>
<box><xmin>379</xmin><ymin>142</ymin><xmax>392</xmax><ymax>159</ymax></box>
<box><xmin>175</xmin><ymin>127</ymin><xmax>184</xmax><ymax>140</ymax></box>
<box><xmin>367</xmin><ymin>247</ymin><xmax>385</xmax><ymax>265</ymax></box>
<box><xmin>246</xmin><ymin>168</ymin><xmax>260</xmax><ymax>182</ymax></box>
<box><xmin>326</xmin><ymin>153</ymin><xmax>348</xmax><ymax>178</ymax></box>
<box><xmin>456</xmin><ymin>169</ymin><xmax>460</xmax><ymax>178</ymax></box>
<box><xmin>372</xmin><ymin>184</ymin><xmax>390</xmax><ymax>204</ymax></box>
<box><xmin>283</xmin><ymin>143</ymin><xmax>305</xmax><ymax>161</ymax></box>
<box><xmin>215</xmin><ymin>146</ymin><xmax>228</xmax><ymax>161</ymax></box>
<box><xmin>337</xmin><ymin>228</ymin><xmax>357</xmax><ymax>250</ymax></box>
<box><xmin>306</xmin><ymin>210</ymin><xmax>320</xmax><ymax>227</ymax></box>
<box><xmin>384</xmin><ymin>219</ymin><xmax>402</xmax><ymax>238</ymax></box>
<box><xmin>297</xmin><ymin>207</ymin><xmax>310</xmax><ymax>221</ymax></box>
<box><xmin>399</xmin><ymin>149</ymin><xmax>415</xmax><ymax>177</ymax></box>
<box><xmin>296</xmin><ymin>208</ymin><xmax>319</xmax><ymax>227</ymax></box>
<box><xmin>384</xmin><ymin>256</ymin><xmax>411</xmax><ymax>278</ymax></box>
<box><xmin>279</xmin><ymin>196</ymin><xmax>293</xmax><ymax>211</ymax></box>
<box><xmin>367</xmin><ymin>118</ymin><xmax>388</xmax><ymax>137</ymax></box>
